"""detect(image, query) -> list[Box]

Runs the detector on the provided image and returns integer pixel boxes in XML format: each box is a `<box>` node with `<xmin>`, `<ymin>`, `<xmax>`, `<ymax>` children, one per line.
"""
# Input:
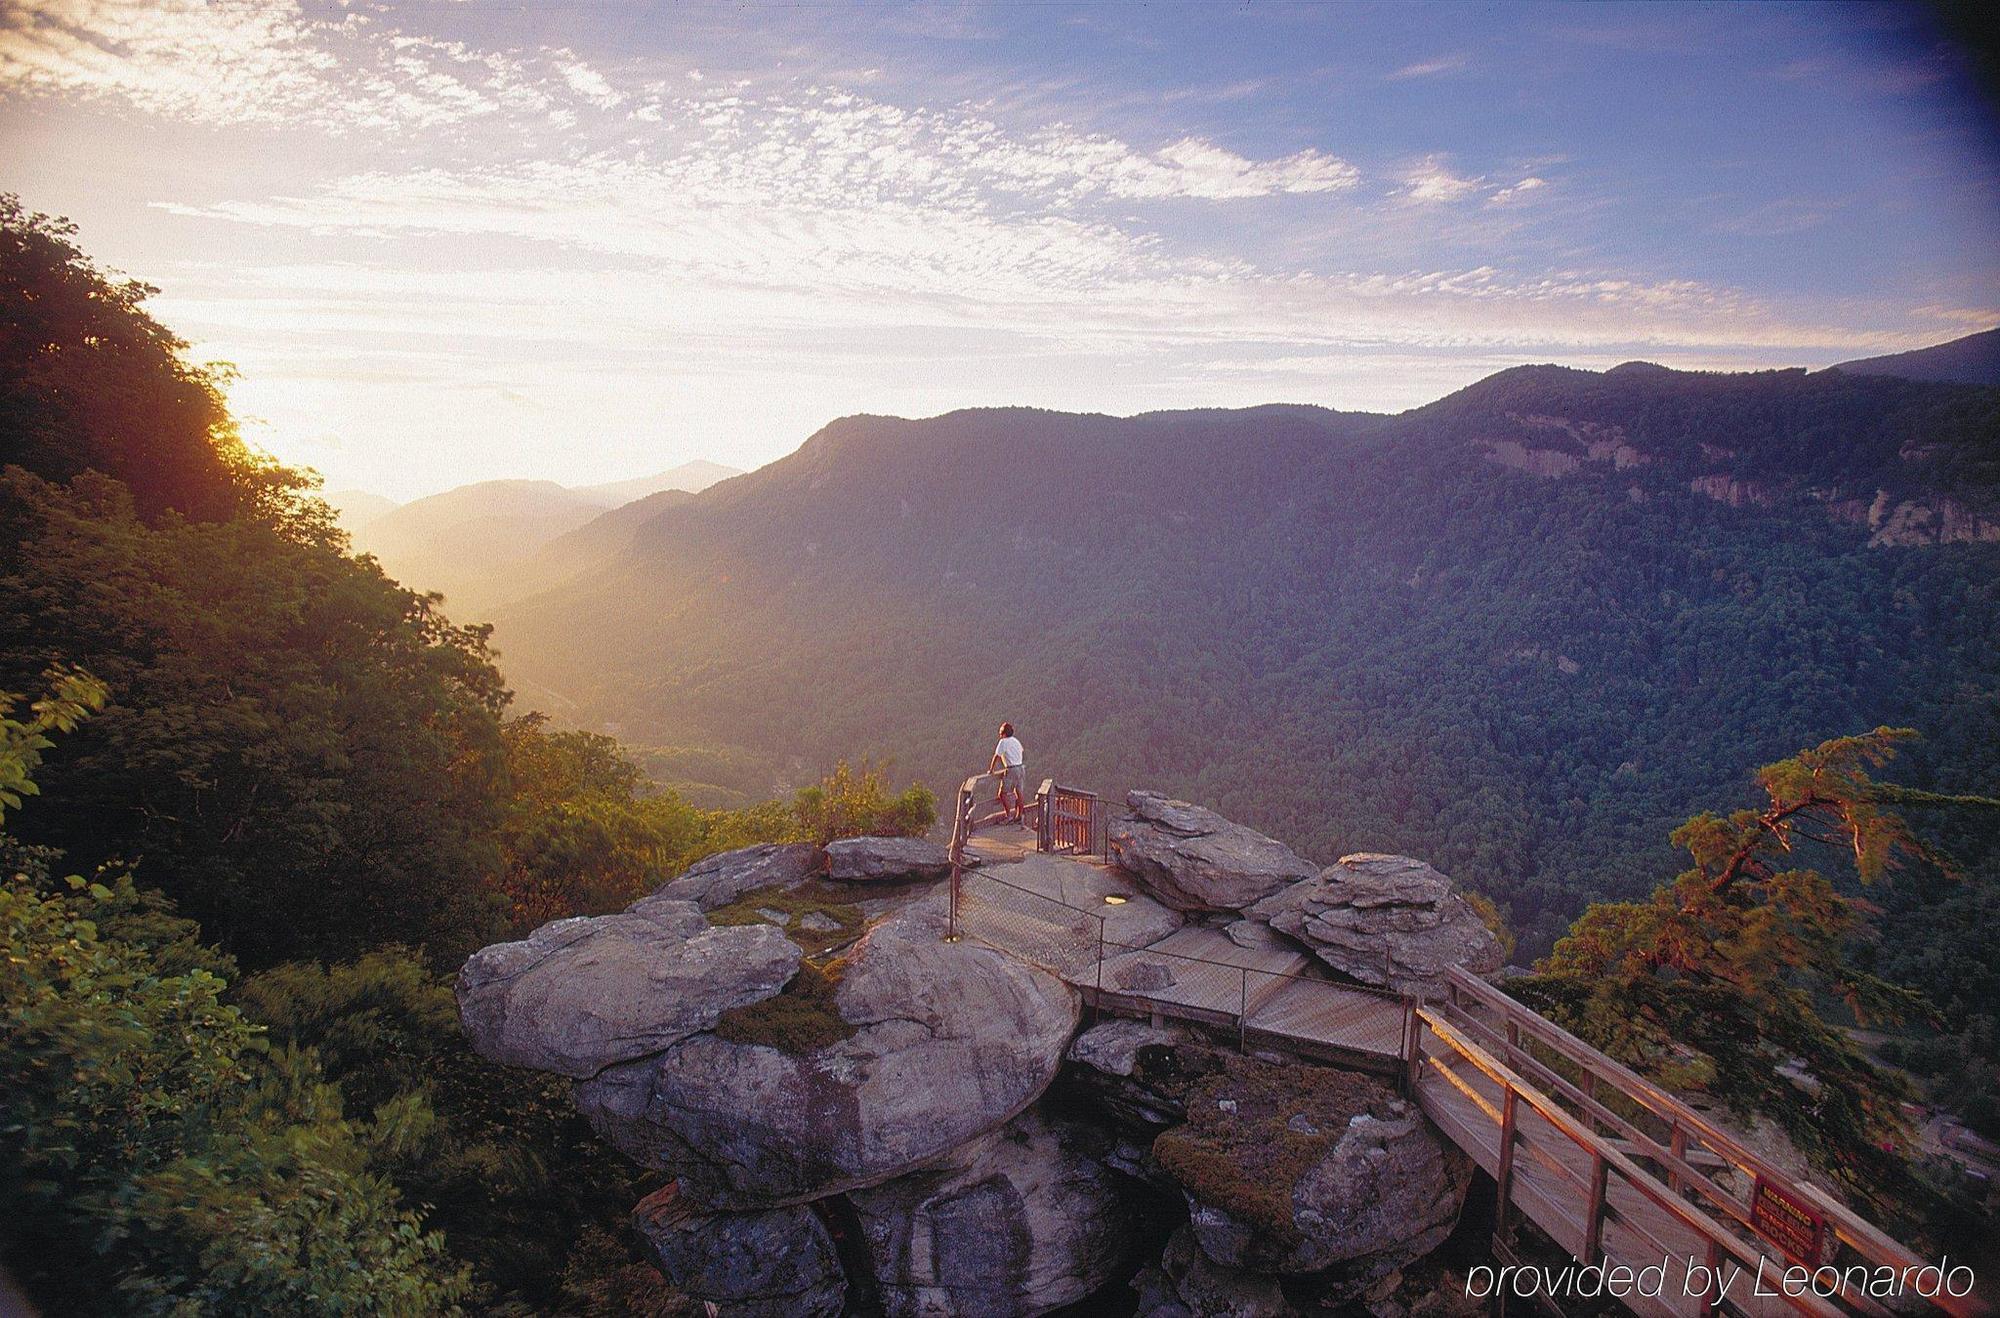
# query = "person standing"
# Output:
<box><xmin>990</xmin><ymin>722</ymin><xmax>1026</xmax><ymax>823</ymax></box>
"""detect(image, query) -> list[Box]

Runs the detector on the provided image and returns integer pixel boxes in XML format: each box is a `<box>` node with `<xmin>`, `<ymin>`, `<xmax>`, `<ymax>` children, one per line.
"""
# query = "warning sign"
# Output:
<box><xmin>1750</xmin><ymin>1176</ymin><xmax>1825</xmax><ymax>1264</ymax></box>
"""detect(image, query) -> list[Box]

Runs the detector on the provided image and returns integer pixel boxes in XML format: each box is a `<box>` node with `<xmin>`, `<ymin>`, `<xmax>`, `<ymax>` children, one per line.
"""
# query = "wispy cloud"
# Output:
<box><xmin>1489</xmin><ymin>177</ymin><xmax>1547</xmax><ymax>205</ymax></box>
<box><xmin>1396</xmin><ymin>154</ymin><xmax>1483</xmax><ymax>204</ymax></box>
<box><xmin>1388</xmin><ymin>53</ymin><xmax>1469</xmax><ymax>80</ymax></box>
<box><xmin>3</xmin><ymin>0</ymin><xmax>1974</xmax><ymax>497</ymax></box>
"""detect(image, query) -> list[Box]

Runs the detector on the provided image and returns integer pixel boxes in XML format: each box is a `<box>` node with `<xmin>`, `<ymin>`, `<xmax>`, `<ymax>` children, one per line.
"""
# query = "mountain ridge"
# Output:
<box><xmin>480</xmin><ymin>362</ymin><xmax>2000</xmax><ymax>954</ymax></box>
<box><xmin>1831</xmin><ymin>327</ymin><xmax>2000</xmax><ymax>387</ymax></box>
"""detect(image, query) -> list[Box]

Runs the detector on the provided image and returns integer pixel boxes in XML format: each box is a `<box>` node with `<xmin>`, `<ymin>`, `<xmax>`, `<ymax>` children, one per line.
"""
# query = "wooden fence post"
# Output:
<box><xmin>1493</xmin><ymin>1087</ymin><xmax>1519</xmax><ymax>1248</ymax></box>
<box><xmin>1582</xmin><ymin>1153</ymin><xmax>1608</xmax><ymax>1265</ymax></box>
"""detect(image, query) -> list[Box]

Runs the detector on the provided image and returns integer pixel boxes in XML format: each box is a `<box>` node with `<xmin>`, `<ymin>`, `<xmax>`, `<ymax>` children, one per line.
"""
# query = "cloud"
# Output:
<box><xmin>1910</xmin><ymin>304</ymin><xmax>1999</xmax><ymax>328</ymax></box>
<box><xmin>1773</xmin><ymin>54</ymin><xmax>1949</xmax><ymax>96</ymax></box>
<box><xmin>1711</xmin><ymin>197</ymin><xmax>1840</xmax><ymax>237</ymax></box>
<box><xmin>6</xmin><ymin>0</ymin><xmax>1943</xmax><ymax>490</ymax></box>
<box><xmin>1396</xmin><ymin>155</ymin><xmax>1483</xmax><ymax>204</ymax></box>
<box><xmin>0</xmin><ymin>0</ymin><xmax>567</xmax><ymax>129</ymax></box>
<box><xmin>1388</xmin><ymin>53</ymin><xmax>1469</xmax><ymax>80</ymax></box>
<box><xmin>1489</xmin><ymin>177</ymin><xmax>1547</xmax><ymax>205</ymax></box>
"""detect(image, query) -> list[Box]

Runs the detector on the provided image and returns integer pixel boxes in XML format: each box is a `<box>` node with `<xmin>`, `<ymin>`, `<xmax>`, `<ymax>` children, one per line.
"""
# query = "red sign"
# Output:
<box><xmin>1750</xmin><ymin>1176</ymin><xmax>1826</xmax><ymax>1264</ymax></box>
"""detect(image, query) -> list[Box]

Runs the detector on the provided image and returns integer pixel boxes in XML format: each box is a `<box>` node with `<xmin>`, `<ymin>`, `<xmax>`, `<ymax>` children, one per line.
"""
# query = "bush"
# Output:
<box><xmin>791</xmin><ymin>759</ymin><xmax>935</xmax><ymax>847</ymax></box>
<box><xmin>0</xmin><ymin>856</ymin><xmax>468</xmax><ymax>1315</ymax></box>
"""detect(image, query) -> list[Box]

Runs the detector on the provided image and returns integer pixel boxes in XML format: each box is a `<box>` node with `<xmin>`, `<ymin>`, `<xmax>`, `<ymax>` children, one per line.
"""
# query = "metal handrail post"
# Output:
<box><xmin>1091</xmin><ymin>914</ymin><xmax>1106</xmax><ymax>1024</ymax></box>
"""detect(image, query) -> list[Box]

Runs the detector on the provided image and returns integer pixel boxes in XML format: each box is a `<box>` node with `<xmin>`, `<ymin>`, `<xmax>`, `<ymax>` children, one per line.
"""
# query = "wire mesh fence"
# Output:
<box><xmin>956</xmin><ymin>868</ymin><xmax>1106</xmax><ymax>981</ymax></box>
<box><xmin>957</xmin><ymin>863</ymin><xmax>1411</xmax><ymax>1063</ymax></box>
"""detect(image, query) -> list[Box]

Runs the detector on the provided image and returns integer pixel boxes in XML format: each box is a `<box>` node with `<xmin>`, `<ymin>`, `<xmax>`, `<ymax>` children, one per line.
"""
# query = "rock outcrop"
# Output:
<box><xmin>1109</xmin><ymin>792</ymin><xmax>1316</xmax><ymax>912</ymax></box>
<box><xmin>1249</xmin><ymin>854</ymin><xmax>1503</xmax><ymax>999</ymax></box>
<box><xmin>455</xmin><ymin>903</ymin><xmax>800</xmax><ymax>1078</ymax></box>
<box><xmin>1133</xmin><ymin>1226</ymin><xmax>1297</xmax><ymax>1318</ymax></box>
<box><xmin>824</xmin><ymin>834</ymin><xmax>952</xmax><ymax>883</ymax></box>
<box><xmin>978</xmin><ymin>850</ymin><xmax>1184</xmax><ymax>948</ymax></box>
<box><xmin>846</xmin><ymin>1107</ymin><xmax>1144</xmax><ymax>1316</ymax></box>
<box><xmin>1153</xmin><ymin>1059</ymin><xmax>1471</xmax><ymax>1287</ymax></box>
<box><xmin>574</xmin><ymin>913</ymin><xmax>1079</xmax><ymax>1208</ymax></box>
<box><xmin>632</xmin><ymin>1184</ymin><xmax>845</xmax><ymax>1318</ymax></box>
<box><xmin>659</xmin><ymin>841</ymin><xmax>822</xmax><ymax>910</ymax></box>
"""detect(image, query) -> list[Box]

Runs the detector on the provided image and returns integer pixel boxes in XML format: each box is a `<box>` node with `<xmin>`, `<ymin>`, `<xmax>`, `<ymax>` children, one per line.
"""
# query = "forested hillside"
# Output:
<box><xmin>0</xmin><ymin>198</ymin><xmax>931</xmax><ymax>1314</ymax></box>
<box><xmin>490</xmin><ymin>369</ymin><xmax>2000</xmax><ymax>955</ymax></box>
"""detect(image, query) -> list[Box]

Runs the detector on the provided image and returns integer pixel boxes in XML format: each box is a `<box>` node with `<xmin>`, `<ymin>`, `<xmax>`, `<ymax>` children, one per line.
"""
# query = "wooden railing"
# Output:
<box><xmin>1431</xmin><ymin>968</ymin><xmax>1982</xmax><ymax>1318</ymax></box>
<box><xmin>1034</xmin><ymin>778</ymin><xmax>1112</xmax><ymax>857</ymax></box>
<box><xmin>1424</xmin><ymin>968</ymin><xmax>1984</xmax><ymax>1318</ymax></box>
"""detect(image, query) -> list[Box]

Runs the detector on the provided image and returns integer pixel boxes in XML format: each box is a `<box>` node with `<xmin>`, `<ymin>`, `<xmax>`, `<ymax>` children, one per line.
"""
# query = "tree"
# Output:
<box><xmin>0</xmin><ymin>666</ymin><xmax>105</xmax><ymax>824</ymax></box>
<box><xmin>0</xmin><ymin>469</ymin><xmax>514</xmax><ymax>968</ymax></box>
<box><xmin>0</xmin><ymin>683</ymin><xmax>470</xmax><ymax>1315</ymax></box>
<box><xmin>1514</xmin><ymin>728</ymin><xmax>1998</xmax><ymax>1218</ymax></box>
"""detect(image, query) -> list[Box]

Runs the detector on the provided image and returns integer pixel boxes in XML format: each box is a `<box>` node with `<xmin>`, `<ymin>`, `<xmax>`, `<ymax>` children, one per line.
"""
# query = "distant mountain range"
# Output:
<box><xmin>1833</xmin><ymin>326</ymin><xmax>2000</xmax><ymax>387</ymax></box>
<box><xmin>463</xmin><ymin>354</ymin><xmax>1999</xmax><ymax>955</ymax></box>
<box><xmin>330</xmin><ymin>459</ymin><xmax>742</xmax><ymax>613</ymax></box>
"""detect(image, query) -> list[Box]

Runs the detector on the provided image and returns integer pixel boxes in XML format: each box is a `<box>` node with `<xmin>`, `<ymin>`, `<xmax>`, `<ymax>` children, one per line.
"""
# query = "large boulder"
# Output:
<box><xmin>1153</xmin><ymin>1056</ymin><xmax>1471</xmax><ymax>1283</ymax></box>
<box><xmin>1109</xmin><ymin>792</ymin><xmax>1316</xmax><ymax>912</ymax></box>
<box><xmin>574</xmin><ymin>913</ymin><xmax>1080</xmax><ymax>1208</ymax></box>
<box><xmin>1249</xmin><ymin>854</ymin><xmax>1503</xmax><ymax>999</ymax></box>
<box><xmin>658</xmin><ymin>842</ymin><xmax>822</xmax><ymax>910</ymax></box>
<box><xmin>455</xmin><ymin>903</ymin><xmax>800</xmax><ymax>1078</ymax></box>
<box><xmin>632</xmin><ymin>1183</ymin><xmax>845</xmax><ymax>1318</ymax></box>
<box><xmin>825</xmin><ymin>835</ymin><xmax>952</xmax><ymax>883</ymax></box>
<box><xmin>1133</xmin><ymin>1226</ymin><xmax>1297</xmax><ymax>1318</ymax></box>
<box><xmin>846</xmin><ymin>1106</ymin><xmax>1144</xmax><ymax>1316</ymax></box>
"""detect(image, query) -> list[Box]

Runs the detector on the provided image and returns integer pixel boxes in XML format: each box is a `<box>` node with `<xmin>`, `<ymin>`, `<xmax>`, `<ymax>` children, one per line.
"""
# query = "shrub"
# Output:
<box><xmin>792</xmin><ymin>759</ymin><xmax>935</xmax><ymax>847</ymax></box>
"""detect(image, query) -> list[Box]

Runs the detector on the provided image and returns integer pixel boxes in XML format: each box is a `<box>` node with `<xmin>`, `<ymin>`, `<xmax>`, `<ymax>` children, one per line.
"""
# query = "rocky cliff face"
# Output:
<box><xmin>457</xmin><ymin>800</ymin><xmax>1495</xmax><ymax>1315</ymax></box>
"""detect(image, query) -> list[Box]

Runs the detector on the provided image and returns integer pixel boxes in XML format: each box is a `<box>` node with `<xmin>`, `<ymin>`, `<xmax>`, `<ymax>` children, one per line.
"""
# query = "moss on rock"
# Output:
<box><xmin>1151</xmin><ymin>1055</ymin><xmax>1397</xmax><ymax>1243</ymax></box>
<box><xmin>712</xmin><ymin>959</ymin><xmax>857</xmax><ymax>1055</ymax></box>
<box><xmin>706</xmin><ymin>881</ymin><xmax>865</xmax><ymax>953</ymax></box>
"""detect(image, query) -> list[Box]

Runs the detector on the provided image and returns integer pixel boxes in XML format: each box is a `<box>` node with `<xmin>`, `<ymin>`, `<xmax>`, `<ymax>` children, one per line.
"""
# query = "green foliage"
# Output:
<box><xmin>0</xmin><ymin>469</ymin><xmax>514</xmax><ymax>968</ymax></box>
<box><xmin>233</xmin><ymin>949</ymin><xmax>662</xmax><ymax>1315</ymax></box>
<box><xmin>791</xmin><ymin>758</ymin><xmax>935</xmax><ymax>847</ymax></box>
<box><xmin>1517</xmin><ymin>729</ymin><xmax>2000</xmax><ymax>1220</ymax></box>
<box><xmin>0</xmin><ymin>667</ymin><xmax>106</xmax><ymax>824</ymax></box>
<box><xmin>0</xmin><ymin>195</ymin><xmax>276</xmax><ymax>524</ymax></box>
<box><xmin>493</xmin><ymin>713</ymin><xmax>801</xmax><ymax>928</ymax></box>
<box><xmin>712</xmin><ymin>959</ymin><xmax>856</xmax><ymax>1054</ymax></box>
<box><xmin>0</xmin><ymin>850</ymin><xmax>468</xmax><ymax>1315</ymax></box>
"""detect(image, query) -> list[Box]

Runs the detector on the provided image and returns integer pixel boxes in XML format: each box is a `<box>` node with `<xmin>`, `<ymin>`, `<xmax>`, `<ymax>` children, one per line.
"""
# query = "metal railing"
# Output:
<box><xmin>952</xmin><ymin>837</ymin><xmax>1414</xmax><ymax>1072</ymax></box>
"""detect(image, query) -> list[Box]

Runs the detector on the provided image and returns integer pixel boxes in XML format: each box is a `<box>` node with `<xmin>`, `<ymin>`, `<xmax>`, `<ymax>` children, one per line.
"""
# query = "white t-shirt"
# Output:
<box><xmin>994</xmin><ymin>736</ymin><xmax>1024</xmax><ymax>768</ymax></box>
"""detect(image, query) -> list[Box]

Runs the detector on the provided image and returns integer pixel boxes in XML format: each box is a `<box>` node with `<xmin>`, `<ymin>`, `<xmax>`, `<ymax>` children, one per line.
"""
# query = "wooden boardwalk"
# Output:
<box><xmin>958</xmin><ymin>822</ymin><xmax>1410</xmax><ymax>1074</ymax></box>
<box><xmin>945</xmin><ymin>778</ymin><xmax>1983</xmax><ymax>1318</ymax></box>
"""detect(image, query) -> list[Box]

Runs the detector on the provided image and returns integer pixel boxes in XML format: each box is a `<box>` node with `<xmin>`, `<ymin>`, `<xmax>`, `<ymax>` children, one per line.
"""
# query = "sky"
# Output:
<box><xmin>3</xmin><ymin>1</ymin><xmax>1998</xmax><ymax>502</ymax></box>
